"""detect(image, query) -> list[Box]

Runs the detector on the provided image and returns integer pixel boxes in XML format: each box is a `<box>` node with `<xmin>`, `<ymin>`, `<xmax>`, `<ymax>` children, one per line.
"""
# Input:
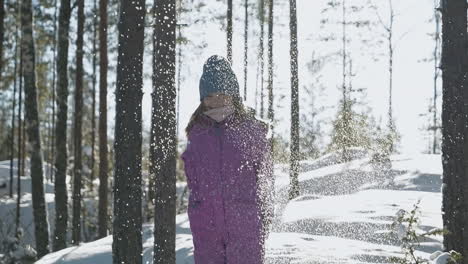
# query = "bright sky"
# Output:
<box><xmin>135</xmin><ymin>0</ymin><xmax>438</xmax><ymax>155</ymax></box>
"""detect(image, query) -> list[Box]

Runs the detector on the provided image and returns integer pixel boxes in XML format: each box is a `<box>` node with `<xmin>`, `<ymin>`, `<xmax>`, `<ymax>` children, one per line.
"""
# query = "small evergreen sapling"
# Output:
<box><xmin>388</xmin><ymin>199</ymin><xmax>461</xmax><ymax>264</ymax></box>
<box><xmin>0</xmin><ymin>228</ymin><xmax>37</xmax><ymax>264</ymax></box>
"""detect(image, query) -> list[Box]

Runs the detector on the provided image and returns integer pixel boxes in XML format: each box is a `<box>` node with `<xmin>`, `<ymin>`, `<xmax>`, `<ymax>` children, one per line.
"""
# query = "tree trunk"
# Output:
<box><xmin>440</xmin><ymin>0</ymin><xmax>468</xmax><ymax>259</ymax></box>
<box><xmin>48</xmin><ymin>0</ymin><xmax>58</xmax><ymax>182</ymax></box>
<box><xmin>0</xmin><ymin>0</ymin><xmax>4</xmax><ymax>81</ymax></box>
<box><xmin>10</xmin><ymin>11</ymin><xmax>19</xmax><ymax>198</ymax></box>
<box><xmin>16</xmin><ymin>11</ymin><xmax>23</xmax><ymax>235</ymax></box>
<box><xmin>267</xmin><ymin>0</ymin><xmax>274</xmax><ymax>148</ymax></box>
<box><xmin>112</xmin><ymin>0</ymin><xmax>145</xmax><ymax>262</ymax></box>
<box><xmin>148</xmin><ymin>124</ymin><xmax>155</xmax><ymax>220</ymax></box>
<box><xmin>341</xmin><ymin>0</ymin><xmax>349</xmax><ymax>161</ymax></box>
<box><xmin>176</xmin><ymin>24</ymin><xmax>181</xmax><ymax>140</ymax></box>
<box><xmin>432</xmin><ymin>0</ymin><xmax>441</xmax><ymax>155</ymax></box>
<box><xmin>90</xmin><ymin>0</ymin><xmax>97</xmax><ymax>193</ymax></box>
<box><xmin>387</xmin><ymin>0</ymin><xmax>395</xmax><ymax>154</ymax></box>
<box><xmin>288</xmin><ymin>0</ymin><xmax>299</xmax><ymax>200</ymax></box>
<box><xmin>72</xmin><ymin>0</ymin><xmax>84</xmax><ymax>245</ymax></box>
<box><xmin>53</xmin><ymin>0</ymin><xmax>71</xmax><ymax>251</ymax></box>
<box><xmin>342</xmin><ymin>0</ymin><xmax>346</xmax><ymax>103</ymax></box>
<box><xmin>152</xmin><ymin>0</ymin><xmax>176</xmax><ymax>263</ymax></box>
<box><xmin>98</xmin><ymin>0</ymin><xmax>109</xmax><ymax>239</ymax></box>
<box><xmin>243</xmin><ymin>0</ymin><xmax>248</xmax><ymax>101</ymax></box>
<box><xmin>21</xmin><ymin>118</ymin><xmax>26</xmax><ymax>176</ymax></box>
<box><xmin>20</xmin><ymin>0</ymin><xmax>50</xmax><ymax>256</ymax></box>
<box><xmin>255</xmin><ymin>54</ymin><xmax>259</xmax><ymax>114</ymax></box>
<box><xmin>259</xmin><ymin>0</ymin><xmax>265</xmax><ymax>118</ymax></box>
<box><xmin>227</xmin><ymin>0</ymin><xmax>233</xmax><ymax>64</ymax></box>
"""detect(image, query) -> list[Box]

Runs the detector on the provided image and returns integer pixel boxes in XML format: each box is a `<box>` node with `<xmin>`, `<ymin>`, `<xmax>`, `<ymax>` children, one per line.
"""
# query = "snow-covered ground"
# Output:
<box><xmin>0</xmin><ymin>159</ymin><xmax>57</xmax><ymax>248</ymax></box>
<box><xmin>264</xmin><ymin>152</ymin><xmax>444</xmax><ymax>263</ymax></box>
<box><xmin>0</xmin><ymin>151</ymin><xmax>446</xmax><ymax>263</ymax></box>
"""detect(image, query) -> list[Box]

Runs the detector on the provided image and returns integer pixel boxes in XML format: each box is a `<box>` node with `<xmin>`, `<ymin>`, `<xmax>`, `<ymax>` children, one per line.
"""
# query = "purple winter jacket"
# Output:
<box><xmin>181</xmin><ymin>111</ymin><xmax>274</xmax><ymax>264</ymax></box>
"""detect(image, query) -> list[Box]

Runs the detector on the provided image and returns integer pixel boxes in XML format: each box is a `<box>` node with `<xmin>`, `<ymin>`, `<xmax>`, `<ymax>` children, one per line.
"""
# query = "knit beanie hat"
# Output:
<box><xmin>199</xmin><ymin>55</ymin><xmax>240</xmax><ymax>102</ymax></box>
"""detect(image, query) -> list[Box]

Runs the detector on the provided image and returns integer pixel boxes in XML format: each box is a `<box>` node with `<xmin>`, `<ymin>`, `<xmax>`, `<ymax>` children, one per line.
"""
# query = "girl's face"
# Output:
<box><xmin>203</xmin><ymin>93</ymin><xmax>233</xmax><ymax>109</ymax></box>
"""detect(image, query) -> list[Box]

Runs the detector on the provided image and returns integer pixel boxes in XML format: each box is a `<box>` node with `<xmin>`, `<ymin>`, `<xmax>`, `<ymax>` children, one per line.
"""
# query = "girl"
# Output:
<box><xmin>181</xmin><ymin>55</ymin><xmax>275</xmax><ymax>264</ymax></box>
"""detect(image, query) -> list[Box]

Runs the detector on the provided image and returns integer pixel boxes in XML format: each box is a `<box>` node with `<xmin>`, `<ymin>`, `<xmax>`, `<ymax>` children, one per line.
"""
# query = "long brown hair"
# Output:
<box><xmin>185</xmin><ymin>95</ymin><xmax>255</xmax><ymax>137</ymax></box>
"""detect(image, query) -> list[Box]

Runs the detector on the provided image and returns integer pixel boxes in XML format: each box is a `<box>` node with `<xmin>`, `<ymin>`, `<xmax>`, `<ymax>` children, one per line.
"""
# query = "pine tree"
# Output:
<box><xmin>0</xmin><ymin>0</ymin><xmax>4</xmax><ymax>80</ymax></box>
<box><xmin>420</xmin><ymin>0</ymin><xmax>442</xmax><ymax>155</ymax></box>
<box><xmin>320</xmin><ymin>0</ymin><xmax>376</xmax><ymax>161</ymax></box>
<box><xmin>227</xmin><ymin>0</ymin><xmax>232</xmax><ymax>64</ymax></box>
<box><xmin>289</xmin><ymin>0</ymin><xmax>300</xmax><ymax>200</ymax></box>
<box><xmin>90</xmin><ymin>0</ymin><xmax>98</xmax><ymax>192</ymax></box>
<box><xmin>9</xmin><ymin>4</ymin><xmax>19</xmax><ymax>198</ymax></box>
<box><xmin>53</xmin><ymin>0</ymin><xmax>71</xmax><ymax>251</ymax></box>
<box><xmin>299</xmin><ymin>53</ymin><xmax>329</xmax><ymax>160</ymax></box>
<box><xmin>368</xmin><ymin>0</ymin><xmax>406</xmax><ymax>154</ymax></box>
<box><xmin>385</xmin><ymin>0</ymin><xmax>396</xmax><ymax>154</ymax></box>
<box><xmin>72</xmin><ymin>0</ymin><xmax>85</xmax><ymax>245</ymax></box>
<box><xmin>430</xmin><ymin>0</ymin><xmax>441</xmax><ymax>155</ymax></box>
<box><xmin>47</xmin><ymin>0</ymin><xmax>59</xmax><ymax>182</ymax></box>
<box><xmin>243</xmin><ymin>0</ymin><xmax>248</xmax><ymax>102</ymax></box>
<box><xmin>33</xmin><ymin>0</ymin><xmax>60</xmax><ymax>173</ymax></box>
<box><xmin>16</xmin><ymin>1</ymin><xmax>23</xmax><ymax>235</ymax></box>
<box><xmin>440</xmin><ymin>0</ymin><xmax>468</xmax><ymax>260</ymax></box>
<box><xmin>20</xmin><ymin>0</ymin><xmax>50</xmax><ymax>256</ymax></box>
<box><xmin>267</xmin><ymin>0</ymin><xmax>274</xmax><ymax>153</ymax></box>
<box><xmin>112</xmin><ymin>0</ymin><xmax>145</xmax><ymax>262</ymax></box>
<box><xmin>98</xmin><ymin>0</ymin><xmax>109</xmax><ymax>239</ymax></box>
<box><xmin>152</xmin><ymin>0</ymin><xmax>177</xmax><ymax>262</ymax></box>
<box><xmin>20</xmin><ymin>119</ymin><xmax>25</xmax><ymax>176</ymax></box>
<box><xmin>259</xmin><ymin>0</ymin><xmax>265</xmax><ymax>118</ymax></box>
<box><xmin>328</xmin><ymin>97</ymin><xmax>373</xmax><ymax>160</ymax></box>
